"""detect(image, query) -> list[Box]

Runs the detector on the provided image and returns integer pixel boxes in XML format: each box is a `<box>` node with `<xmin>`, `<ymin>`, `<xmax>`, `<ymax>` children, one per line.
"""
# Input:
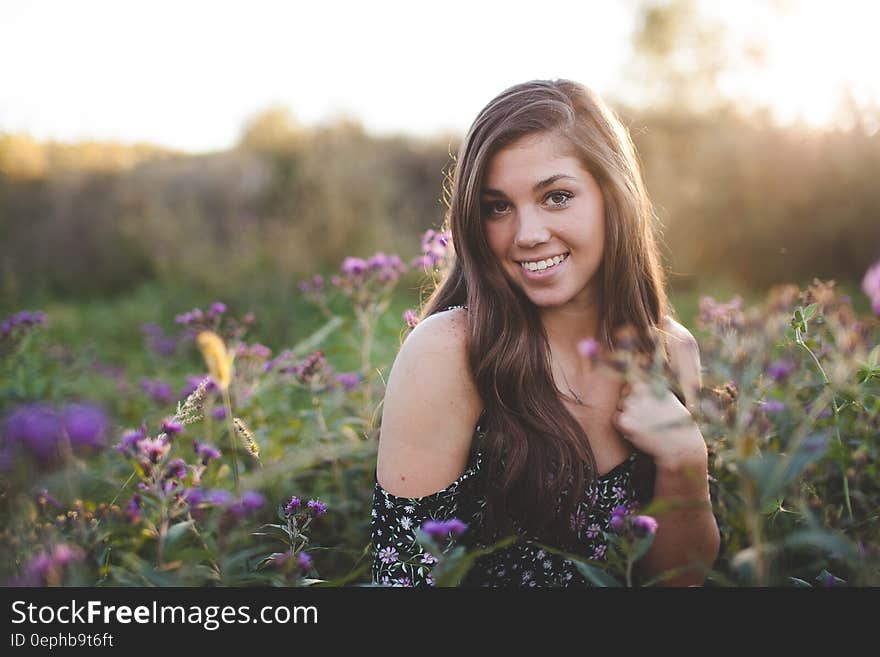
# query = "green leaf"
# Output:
<box><xmin>629</xmin><ymin>533</ymin><xmax>656</xmax><ymax>564</ymax></box>
<box><xmin>430</xmin><ymin>535</ymin><xmax>519</xmax><ymax>587</ymax></box>
<box><xmin>573</xmin><ymin>561</ymin><xmax>624</xmax><ymax>587</ymax></box>
<box><xmin>740</xmin><ymin>432</ymin><xmax>830</xmax><ymax>507</ymax></box>
<box><xmin>780</xmin><ymin>530</ymin><xmax>857</xmax><ymax>561</ymax></box>
<box><xmin>787</xmin><ymin>577</ymin><xmax>812</xmax><ymax>587</ymax></box>
<box><xmin>803</xmin><ymin>303</ymin><xmax>819</xmax><ymax>321</ymax></box>
<box><xmin>533</xmin><ymin>542</ymin><xmax>623</xmax><ymax>587</ymax></box>
<box><xmin>164</xmin><ymin>520</ymin><xmax>195</xmax><ymax>550</ymax></box>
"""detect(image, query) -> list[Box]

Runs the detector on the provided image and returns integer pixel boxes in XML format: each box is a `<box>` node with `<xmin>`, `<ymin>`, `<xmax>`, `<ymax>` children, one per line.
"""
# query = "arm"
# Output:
<box><xmin>376</xmin><ymin>307</ymin><xmax>483</xmax><ymax>497</ymax></box>
<box><xmin>372</xmin><ymin>308</ymin><xmax>483</xmax><ymax>586</ymax></box>
<box><xmin>636</xmin><ymin>317</ymin><xmax>720</xmax><ymax>586</ymax></box>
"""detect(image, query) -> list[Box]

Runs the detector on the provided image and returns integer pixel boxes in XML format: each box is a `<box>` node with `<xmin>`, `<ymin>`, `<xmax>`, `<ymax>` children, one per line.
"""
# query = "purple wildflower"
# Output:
<box><xmin>403</xmin><ymin>309</ymin><xmax>419</xmax><ymax>328</ymax></box>
<box><xmin>116</xmin><ymin>425</ymin><xmax>146</xmax><ymax>456</ymax></box>
<box><xmin>334</xmin><ymin>372</ymin><xmax>360</xmax><ymax>391</ymax></box>
<box><xmin>240</xmin><ymin>490</ymin><xmax>266</xmax><ymax>511</ymax></box>
<box><xmin>1</xmin><ymin>310</ymin><xmax>47</xmax><ymax>340</ymax></box>
<box><xmin>698</xmin><ymin>295</ymin><xmax>745</xmax><ymax>329</ymax></box>
<box><xmin>300</xmin><ymin>275</ymin><xmax>326</xmax><ymax>296</ymax></box>
<box><xmin>420</xmin><ymin>518</ymin><xmax>468</xmax><ymax>541</ymax></box>
<box><xmin>577</xmin><ymin>338</ymin><xmax>600</xmax><ymax>360</ymax></box>
<box><xmin>208</xmin><ymin>302</ymin><xmax>227</xmax><ymax>317</ymax></box>
<box><xmin>297</xmin><ymin>552</ymin><xmax>314</xmax><ymax>570</ymax></box>
<box><xmin>180</xmin><ymin>375</ymin><xmax>216</xmax><ymax>399</ymax></box>
<box><xmin>184</xmin><ymin>488</ymin><xmax>206</xmax><ymax>506</ymax></box>
<box><xmin>609</xmin><ymin>514</ymin><xmax>626</xmax><ymax>532</ymax></box>
<box><xmin>367</xmin><ymin>252</ymin><xmax>390</xmax><ymax>270</ymax></box>
<box><xmin>410</xmin><ymin>254</ymin><xmax>433</xmax><ymax>269</ymax></box>
<box><xmin>862</xmin><ymin>261</ymin><xmax>880</xmax><ymax>316</ymax></box>
<box><xmin>141</xmin><ymin>379</ymin><xmax>174</xmax><ymax>405</ymax></box>
<box><xmin>193</xmin><ymin>440</ymin><xmax>221</xmax><ymax>464</ymax></box>
<box><xmin>3</xmin><ymin>403</ymin><xmax>61</xmax><ymax>462</ymax></box>
<box><xmin>51</xmin><ymin>544</ymin><xmax>83</xmax><ymax>568</ymax></box>
<box><xmin>207</xmin><ymin>489</ymin><xmax>234</xmax><ymax>507</ymax></box>
<box><xmin>211</xmin><ymin>406</ymin><xmax>226</xmax><ymax>420</ymax></box>
<box><xmin>228</xmin><ymin>490</ymin><xmax>266</xmax><ymax>518</ymax></box>
<box><xmin>139</xmin><ymin>437</ymin><xmax>170</xmax><ymax>463</ymax></box>
<box><xmin>24</xmin><ymin>553</ymin><xmax>53</xmax><ymax>582</ymax></box>
<box><xmin>35</xmin><ymin>488</ymin><xmax>63</xmax><ymax>510</ymax></box>
<box><xmin>161</xmin><ymin>417</ymin><xmax>183</xmax><ymax>435</ymax></box>
<box><xmin>167</xmin><ymin>458</ymin><xmax>188</xmax><ymax>480</ymax></box>
<box><xmin>141</xmin><ymin>323</ymin><xmax>177</xmax><ymax>356</ymax></box>
<box><xmin>341</xmin><ymin>257</ymin><xmax>368</xmax><ymax>276</ymax></box>
<box><xmin>285</xmin><ymin>496</ymin><xmax>302</xmax><ymax>515</ymax></box>
<box><xmin>237</xmin><ymin>343</ymin><xmax>271</xmax><ymax>360</ymax></box>
<box><xmin>59</xmin><ymin>402</ymin><xmax>106</xmax><ymax>451</ymax></box>
<box><xmin>307</xmin><ymin>499</ymin><xmax>328</xmax><ymax>516</ymax></box>
<box><xmin>632</xmin><ymin>515</ymin><xmax>659</xmax><ymax>536</ymax></box>
<box><xmin>415</xmin><ymin>229</ymin><xmax>452</xmax><ymax>269</ymax></box>
<box><xmin>763</xmin><ymin>400</ymin><xmax>786</xmax><ymax>414</ymax></box>
<box><xmin>19</xmin><ymin>543</ymin><xmax>83</xmax><ymax>585</ymax></box>
<box><xmin>126</xmin><ymin>495</ymin><xmax>143</xmax><ymax>523</ymax></box>
<box><xmin>767</xmin><ymin>359</ymin><xmax>796</xmax><ymax>383</ymax></box>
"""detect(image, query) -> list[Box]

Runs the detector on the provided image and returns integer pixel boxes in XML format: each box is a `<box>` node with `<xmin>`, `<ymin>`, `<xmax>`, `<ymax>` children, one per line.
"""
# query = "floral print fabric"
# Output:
<box><xmin>370</xmin><ymin>419</ymin><xmax>644</xmax><ymax>588</ymax></box>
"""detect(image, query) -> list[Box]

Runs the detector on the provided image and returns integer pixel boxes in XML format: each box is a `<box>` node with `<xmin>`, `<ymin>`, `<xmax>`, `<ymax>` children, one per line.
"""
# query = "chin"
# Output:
<box><xmin>523</xmin><ymin>291</ymin><xmax>572</xmax><ymax>308</ymax></box>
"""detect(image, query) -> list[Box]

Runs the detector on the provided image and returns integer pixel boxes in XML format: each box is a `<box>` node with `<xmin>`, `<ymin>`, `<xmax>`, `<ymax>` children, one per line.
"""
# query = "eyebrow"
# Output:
<box><xmin>481</xmin><ymin>173</ymin><xmax>577</xmax><ymax>197</ymax></box>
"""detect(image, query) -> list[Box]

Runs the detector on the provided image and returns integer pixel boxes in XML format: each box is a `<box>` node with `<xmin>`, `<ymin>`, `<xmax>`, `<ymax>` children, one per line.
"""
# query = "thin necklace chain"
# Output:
<box><xmin>558</xmin><ymin>364</ymin><xmax>585</xmax><ymax>406</ymax></box>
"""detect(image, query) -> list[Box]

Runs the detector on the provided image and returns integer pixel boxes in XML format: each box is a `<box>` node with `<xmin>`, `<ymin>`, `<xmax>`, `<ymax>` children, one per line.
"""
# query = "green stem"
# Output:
<box><xmin>222</xmin><ymin>389</ymin><xmax>239</xmax><ymax>494</ymax></box>
<box><xmin>795</xmin><ymin>330</ymin><xmax>853</xmax><ymax>520</ymax></box>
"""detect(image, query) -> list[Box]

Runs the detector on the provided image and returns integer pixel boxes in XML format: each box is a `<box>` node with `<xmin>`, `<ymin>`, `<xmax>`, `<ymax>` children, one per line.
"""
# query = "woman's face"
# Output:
<box><xmin>480</xmin><ymin>131</ymin><xmax>606</xmax><ymax>310</ymax></box>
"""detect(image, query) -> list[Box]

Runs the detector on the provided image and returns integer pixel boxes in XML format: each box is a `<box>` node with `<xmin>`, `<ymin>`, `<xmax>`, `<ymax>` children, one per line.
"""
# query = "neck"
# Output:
<box><xmin>540</xmin><ymin>292</ymin><xmax>603</xmax><ymax>369</ymax></box>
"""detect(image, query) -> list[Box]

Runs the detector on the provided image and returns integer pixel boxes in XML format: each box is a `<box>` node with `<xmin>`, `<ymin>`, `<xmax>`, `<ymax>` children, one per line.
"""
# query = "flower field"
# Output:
<box><xmin>1</xmin><ymin>233</ymin><xmax>878</xmax><ymax>587</ymax></box>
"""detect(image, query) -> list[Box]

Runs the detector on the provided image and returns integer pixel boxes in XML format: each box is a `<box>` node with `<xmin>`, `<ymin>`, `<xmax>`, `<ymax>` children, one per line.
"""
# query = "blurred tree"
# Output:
<box><xmin>624</xmin><ymin>0</ymin><xmax>770</xmax><ymax>113</ymax></box>
<box><xmin>0</xmin><ymin>134</ymin><xmax>48</xmax><ymax>180</ymax></box>
<box><xmin>238</xmin><ymin>106</ymin><xmax>303</xmax><ymax>153</ymax></box>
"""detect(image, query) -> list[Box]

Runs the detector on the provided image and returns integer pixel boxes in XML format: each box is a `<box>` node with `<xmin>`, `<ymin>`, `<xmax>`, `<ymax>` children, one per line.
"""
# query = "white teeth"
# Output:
<box><xmin>520</xmin><ymin>253</ymin><xmax>568</xmax><ymax>272</ymax></box>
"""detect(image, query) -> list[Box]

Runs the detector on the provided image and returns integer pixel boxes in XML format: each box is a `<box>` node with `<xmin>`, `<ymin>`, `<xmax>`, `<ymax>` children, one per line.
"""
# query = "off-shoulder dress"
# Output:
<box><xmin>370</xmin><ymin>410</ymin><xmax>650</xmax><ymax>587</ymax></box>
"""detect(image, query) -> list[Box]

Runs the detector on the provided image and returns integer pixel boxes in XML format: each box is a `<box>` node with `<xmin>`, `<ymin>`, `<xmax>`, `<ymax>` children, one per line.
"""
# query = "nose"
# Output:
<box><xmin>514</xmin><ymin>207</ymin><xmax>551</xmax><ymax>249</ymax></box>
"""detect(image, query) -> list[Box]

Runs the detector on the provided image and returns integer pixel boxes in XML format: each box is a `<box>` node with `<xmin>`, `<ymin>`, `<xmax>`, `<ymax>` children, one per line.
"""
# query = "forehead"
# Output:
<box><xmin>482</xmin><ymin>132</ymin><xmax>583</xmax><ymax>189</ymax></box>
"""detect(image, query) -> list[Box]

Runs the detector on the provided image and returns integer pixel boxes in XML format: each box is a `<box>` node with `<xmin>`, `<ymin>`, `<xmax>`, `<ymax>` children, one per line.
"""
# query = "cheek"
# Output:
<box><xmin>483</xmin><ymin>223</ymin><xmax>512</xmax><ymax>259</ymax></box>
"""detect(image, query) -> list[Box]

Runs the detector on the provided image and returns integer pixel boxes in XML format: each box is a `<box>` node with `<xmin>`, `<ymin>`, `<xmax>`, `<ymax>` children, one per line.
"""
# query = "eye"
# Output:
<box><xmin>482</xmin><ymin>200</ymin><xmax>510</xmax><ymax>217</ymax></box>
<box><xmin>546</xmin><ymin>191</ymin><xmax>573</xmax><ymax>207</ymax></box>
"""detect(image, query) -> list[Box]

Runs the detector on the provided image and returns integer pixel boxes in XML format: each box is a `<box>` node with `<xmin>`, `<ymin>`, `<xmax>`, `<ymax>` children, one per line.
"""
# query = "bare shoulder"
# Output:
<box><xmin>661</xmin><ymin>314</ymin><xmax>702</xmax><ymax>411</ymax></box>
<box><xmin>376</xmin><ymin>308</ymin><xmax>483</xmax><ymax>497</ymax></box>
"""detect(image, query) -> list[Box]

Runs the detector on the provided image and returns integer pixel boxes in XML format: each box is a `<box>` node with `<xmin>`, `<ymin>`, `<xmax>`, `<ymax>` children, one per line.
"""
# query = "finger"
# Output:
<box><xmin>611</xmin><ymin>408</ymin><xmax>629</xmax><ymax>436</ymax></box>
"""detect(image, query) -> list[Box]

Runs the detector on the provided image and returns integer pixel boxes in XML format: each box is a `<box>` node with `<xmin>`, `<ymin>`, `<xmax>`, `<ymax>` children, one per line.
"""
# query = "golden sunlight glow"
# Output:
<box><xmin>718</xmin><ymin>0</ymin><xmax>880</xmax><ymax>128</ymax></box>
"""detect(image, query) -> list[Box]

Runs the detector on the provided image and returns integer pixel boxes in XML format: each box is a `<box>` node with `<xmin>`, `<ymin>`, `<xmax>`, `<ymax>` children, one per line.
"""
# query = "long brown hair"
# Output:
<box><xmin>422</xmin><ymin>79</ymin><xmax>680</xmax><ymax>547</ymax></box>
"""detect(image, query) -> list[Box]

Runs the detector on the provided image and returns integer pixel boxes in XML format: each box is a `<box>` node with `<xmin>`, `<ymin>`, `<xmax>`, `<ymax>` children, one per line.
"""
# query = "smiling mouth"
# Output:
<box><xmin>517</xmin><ymin>252</ymin><xmax>570</xmax><ymax>272</ymax></box>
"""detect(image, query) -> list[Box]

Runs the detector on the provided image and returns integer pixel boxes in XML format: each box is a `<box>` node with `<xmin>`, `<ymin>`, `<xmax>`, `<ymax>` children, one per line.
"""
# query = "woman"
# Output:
<box><xmin>371</xmin><ymin>79</ymin><xmax>720</xmax><ymax>587</ymax></box>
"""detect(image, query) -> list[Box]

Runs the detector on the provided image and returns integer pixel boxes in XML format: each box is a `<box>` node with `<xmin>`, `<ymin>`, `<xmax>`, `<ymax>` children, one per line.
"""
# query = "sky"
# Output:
<box><xmin>1</xmin><ymin>0</ymin><xmax>878</xmax><ymax>153</ymax></box>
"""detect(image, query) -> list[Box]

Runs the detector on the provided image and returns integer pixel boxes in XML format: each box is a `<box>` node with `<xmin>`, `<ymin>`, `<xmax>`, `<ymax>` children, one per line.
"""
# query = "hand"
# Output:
<box><xmin>611</xmin><ymin>379</ymin><xmax>707</xmax><ymax>471</ymax></box>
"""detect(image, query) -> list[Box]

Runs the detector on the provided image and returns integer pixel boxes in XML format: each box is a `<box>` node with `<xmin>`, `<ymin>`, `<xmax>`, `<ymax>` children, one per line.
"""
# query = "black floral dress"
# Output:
<box><xmin>370</xmin><ymin>413</ymin><xmax>646</xmax><ymax>587</ymax></box>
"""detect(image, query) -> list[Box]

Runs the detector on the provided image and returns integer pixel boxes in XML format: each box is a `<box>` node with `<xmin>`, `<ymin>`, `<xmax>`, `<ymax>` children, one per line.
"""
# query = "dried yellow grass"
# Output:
<box><xmin>196</xmin><ymin>331</ymin><xmax>234</xmax><ymax>391</ymax></box>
